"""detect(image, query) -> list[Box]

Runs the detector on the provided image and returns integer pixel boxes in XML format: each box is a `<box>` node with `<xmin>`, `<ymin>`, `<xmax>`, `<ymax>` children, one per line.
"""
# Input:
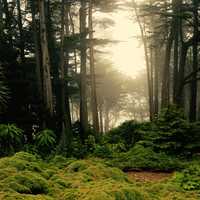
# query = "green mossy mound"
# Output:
<box><xmin>0</xmin><ymin>152</ymin><xmax>146</xmax><ymax>200</ymax></box>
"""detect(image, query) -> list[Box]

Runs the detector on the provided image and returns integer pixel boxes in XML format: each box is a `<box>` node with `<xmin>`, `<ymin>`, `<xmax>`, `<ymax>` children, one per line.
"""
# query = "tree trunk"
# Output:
<box><xmin>58</xmin><ymin>0</ymin><xmax>73</xmax><ymax>150</ymax></box>
<box><xmin>133</xmin><ymin>0</ymin><xmax>153</xmax><ymax>120</ymax></box>
<box><xmin>88</xmin><ymin>0</ymin><xmax>99</xmax><ymax>134</ymax></box>
<box><xmin>16</xmin><ymin>0</ymin><xmax>25</xmax><ymax>62</ymax></box>
<box><xmin>79</xmin><ymin>0</ymin><xmax>88</xmax><ymax>140</ymax></box>
<box><xmin>99</xmin><ymin>104</ymin><xmax>103</xmax><ymax>133</ymax></box>
<box><xmin>38</xmin><ymin>0</ymin><xmax>53</xmax><ymax>119</ymax></box>
<box><xmin>154</xmin><ymin>48</ymin><xmax>159</xmax><ymax>115</ymax></box>
<box><xmin>189</xmin><ymin>0</ymin><xmax>199</xmax><ymax>121</ymax></box>
<box><xmin>173</xmin><ymin>0</ymin><xmax>182</xmax><ymax>104</ymax></box>
<box><xmin>104</xmin><ymin>107</ymin><xmax>109</xmax><ymax>132</ymax></box>
<box><xmin>161</xmin><ymin>27</ymin><xmax>174</xmax><ymax>108</ymax></box>
<box><xmin>31</xmin><ymin>0</ymin><xmax>44</xmax><ymax>126</ymax></box>
<box><xmin>176</xmin><ymin>43</ymin><xmax>188</xmax><ymax>106</ymax></box>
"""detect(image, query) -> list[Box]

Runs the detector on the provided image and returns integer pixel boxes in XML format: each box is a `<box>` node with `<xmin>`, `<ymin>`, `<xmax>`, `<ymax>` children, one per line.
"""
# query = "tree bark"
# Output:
<box><xmin>59</xmin><ymin>0</ymin><xmax>73</xmax><ymax>150</ymax></box>
<box><xmin>88</xmin><ymin>0</ymin><xmax>99</xmax><ymax>134</ymax></box>
<box><xmin>16</xmin><ymin>0</ymin><xmax>25</xmax><ymax>62</ymax></box>
<box><xmin>38</xmin><ymin>0</ymin><xmax>53</xmax><ymax>119</ymax></box>
<box><xmin>189</xmin><ymin>0</ymin><xmax>199</xmax><ymax>121</ymax></box>
<box><xmin>79</xmin><ymin>0</ymin><xmax>88</xmax><ymax>140</ymax></box>
<box><xmin>161</xmin><ymin>27</ymin><xmax>174</xmax><ymax>108</ymax></box>
<box><xmin>133</xmin><ymin>0</ymin><xmax>154</xmax><ymax>120</ymax></box>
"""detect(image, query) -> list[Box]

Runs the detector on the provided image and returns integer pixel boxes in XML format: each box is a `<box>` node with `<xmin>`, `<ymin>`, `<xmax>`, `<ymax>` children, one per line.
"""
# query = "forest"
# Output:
<box><xmin>1</xmin><ymin>0</ymin><xmax>200</xmax><ymax>199</ymax></box>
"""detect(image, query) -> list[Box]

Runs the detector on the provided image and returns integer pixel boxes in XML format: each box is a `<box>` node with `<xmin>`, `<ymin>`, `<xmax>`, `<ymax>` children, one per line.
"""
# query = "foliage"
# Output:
<box><xmin>106</xmin><ymin>120</ymin><xmax>144</xmax><ymax>149</ymax></box>
<box><xmin>35</xmin><ymin>130</ymin><xmax>56</xmax><ymax>157</ymax></box>
<box><xmin>0</xmin><ymin>67</ymin><xmax>9</xmax><ymax>112</ymax></box>
<box><xmin>0</xmin><ymin>152</ymin><xmax>147</xmax><ymax>200</ymax></box>
<box><xmin>0</xmin><ymin>124</ymin><xmax>23</xmax><ymax>156</ymax></box>
<box><xmin>93</xmin><ymin>144</ymin><xmax>114</xmax><ymax>158</ymax></box>
<box><xmin>173</xmin><ymin>164</ymin><xmax>200</xmax><ymax>191</ymax></box>
<box><xmin>105</xmin><ymin>106</ymin><xmax>200</xmax><ymax>156</ymax></box>
<box><xmin>108</xmin><ymin>144</ymin><xmax>183</xmax><ymax>171</ymax></box>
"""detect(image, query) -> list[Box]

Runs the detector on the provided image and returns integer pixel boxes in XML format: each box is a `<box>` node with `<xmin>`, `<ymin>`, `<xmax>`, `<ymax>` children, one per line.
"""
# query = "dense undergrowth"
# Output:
<box><xmin>1</xmin><ymin>106</ymin><xmax>200</xmax><ymax>199</ymax></box>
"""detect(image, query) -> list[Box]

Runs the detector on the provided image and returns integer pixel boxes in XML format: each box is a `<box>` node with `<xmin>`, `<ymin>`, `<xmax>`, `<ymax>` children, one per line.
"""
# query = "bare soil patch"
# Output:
<box><xmin>127</xmin><ymin>171</ymin><xmax>174</xmax><ymax>182</ymax></box>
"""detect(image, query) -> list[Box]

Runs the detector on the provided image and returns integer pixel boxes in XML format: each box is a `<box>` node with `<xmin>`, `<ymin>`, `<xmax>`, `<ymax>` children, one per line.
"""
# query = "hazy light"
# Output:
<box><xmin>109</xmin><ymin>10</ymin><xmax>145</xmax><ymax>77</ymax></box>
<box><xmin>95</xmin><ymin>5</ymin><xmax>145</xmax><ymax>78</ymax></box>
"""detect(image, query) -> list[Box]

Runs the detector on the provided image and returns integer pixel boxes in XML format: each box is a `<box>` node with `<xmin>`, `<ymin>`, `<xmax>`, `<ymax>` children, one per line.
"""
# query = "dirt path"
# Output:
<box><xmin>126</xmin><ymin>171</ymin><xmax>174</xmax><ymax>182</ymax></box>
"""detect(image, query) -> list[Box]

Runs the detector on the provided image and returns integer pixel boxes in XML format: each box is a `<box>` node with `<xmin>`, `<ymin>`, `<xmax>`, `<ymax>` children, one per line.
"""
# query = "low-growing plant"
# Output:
<box><xmin>35</xmin><ymin>129</ymin><xmax>56</xmax><ymax>157</ymax></box>
<box><xmin>93</xmin><ymin>144</ymin><xmax>113</xmax><ymax>158</ymax></box>
<box><xmin>0</xmin><ymin>124</ymin><xmax>23</xmax><ymax>156</ymax></box>
<box><xmin>106</xmin><ymin>120</ymin><xmax>143</xmax><ymax>149</ymax></box>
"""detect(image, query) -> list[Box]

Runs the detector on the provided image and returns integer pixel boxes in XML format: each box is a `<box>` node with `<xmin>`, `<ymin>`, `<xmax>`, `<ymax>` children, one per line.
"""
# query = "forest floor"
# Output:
<box><xmin>0</xmin><ymin>152</ymin><xmax>200</xmax><ymax>200</ymax></box>
<box><xmin>126</xmin><ymin>171</ymin><xmax>173</xmax><ymax>182</ymax></box>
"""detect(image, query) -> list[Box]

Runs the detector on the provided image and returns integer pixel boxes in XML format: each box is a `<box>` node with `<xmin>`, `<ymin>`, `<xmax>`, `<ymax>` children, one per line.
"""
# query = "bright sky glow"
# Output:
<box><xmin>94</xmin><ymin>0</ymin><xmax>146</xmax><ymax>78</ymax></box>
<box><xmin>109</xmin><ymin>10</ymin><xmax>145</xmax><ymax>77</ymax></box>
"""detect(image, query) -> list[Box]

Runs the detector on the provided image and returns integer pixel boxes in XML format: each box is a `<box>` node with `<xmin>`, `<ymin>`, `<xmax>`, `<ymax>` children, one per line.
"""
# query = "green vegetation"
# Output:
<box><xmin>0</xmin><ymin>124</ymin><xmax>23</xmax><ymax>156</ymax></box>
<box><xmin>1</xmin><ymin>152</ymin><xmax>200</xmax><ymax>200</ymax></box>
<box><xmin>0</xmin><ymin>152</ymin><xmax>147</xmax><ymax>200</ymax></box>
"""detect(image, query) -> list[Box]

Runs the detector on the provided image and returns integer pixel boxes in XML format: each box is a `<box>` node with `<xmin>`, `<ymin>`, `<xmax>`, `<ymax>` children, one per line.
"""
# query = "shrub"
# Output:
<box><xmin>106</xmin><ymin>120</ymin><xmax>143</xmax><ymax>149</ymax></box>
<box><xmin>173</xmin><ymin>164</ymin><xmax>200</xmax><ymax>190</ymax></box>
<box><xmin>0</xmin><ymin>124</ymin><xmax>23</xmax><ymax>156</ymax></box>
<box><xmin>151</xmin><ymin>106</ymin><xmax>200</xmax><ymax>156</ymax></box>
<box><xmin>108</xmin><ymin>144</ymin><xmax>183</xmax><ymax>171</ymax></box>
<box><xmin>93</xmin><ymin>144</ymin><xmax>113</xmax><ymax>158</ymax></box>
<box><xmin>35</xmin><ymin>129</ymin><xmax>56</xmax><ymax>157</ymax></box>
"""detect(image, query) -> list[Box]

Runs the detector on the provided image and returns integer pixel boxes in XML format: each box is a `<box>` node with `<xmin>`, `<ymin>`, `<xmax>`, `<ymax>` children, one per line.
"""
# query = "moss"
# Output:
<box><xmin>0</xmin><ymin>152</ymin><xmax>44</xmax><ymax>173</ymax></box>
<box><xmin>66</xmin><ymin>160</ymin><xmax>88</xmax><ymax>173</ymax></box>
<box><xmin>62</xmin><ymin>180</ymin><xmax>145</xmax><ymax>200</ymax></box>
<box><xmin>1</xmin><ymin>152</ymin><xmax>200</xmax><ymax>200</ymax></box>
<box><xmin>2</xmin><ymin>172</ymin><xmax>50</xmax><ymax>195</ymax></box>
<box><xmin>0</xmin><ymin>192</ymin><xmax>54</xmax><ymax>200</ymax></box>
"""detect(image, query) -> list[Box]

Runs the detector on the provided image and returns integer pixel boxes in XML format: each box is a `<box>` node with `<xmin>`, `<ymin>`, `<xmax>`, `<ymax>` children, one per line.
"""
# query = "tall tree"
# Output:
<box><xmin>189</xmin><ymin>0</ymin><xmax>199</xmax><ymax>121</ymax></box>
<box><xmin>38</xmin><ymin>0</ymin><xmax>53</xmax><ymax>124</ymax></box>
<box><xmin>89</xmin><ymin>0</ymin><xmax>99</xmax><ymax>134</ymax></box>
<box><xmin>79</xmin><ymin>0</ymin><xmax>88</xmax><ymax>139</ymax></box>
<box><xmin>59</xmin><ymin>0</ymin><xmax>72</xmax><ymax>150</ymax></box>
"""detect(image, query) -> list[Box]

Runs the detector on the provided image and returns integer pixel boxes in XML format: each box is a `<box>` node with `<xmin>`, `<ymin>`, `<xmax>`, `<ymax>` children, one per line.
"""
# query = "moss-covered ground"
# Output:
<box><xmin>0</xmin><ymin>152</ymin><xmax>200</xmax><ymax>200</ymax></box>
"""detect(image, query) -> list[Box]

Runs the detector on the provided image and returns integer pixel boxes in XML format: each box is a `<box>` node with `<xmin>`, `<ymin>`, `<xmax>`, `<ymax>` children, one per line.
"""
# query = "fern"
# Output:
<box><xmin>0</xmin><ymin>124</ymin><xmax>23</xmax><ymax>156</ymax></box>
<box><xmin>35</xmin><ymin>129</ymin><xmax>56</xmax><ymax>156</ymax></box>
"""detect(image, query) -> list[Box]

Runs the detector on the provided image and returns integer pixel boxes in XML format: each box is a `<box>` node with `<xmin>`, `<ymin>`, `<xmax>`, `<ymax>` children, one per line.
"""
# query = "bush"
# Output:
<box><xmin>106</xmin><ymin>120</ymin><xmax>144</xmax><ymax>149</ymax></box>
<box><xmin>35</xmin><ymin>129</ymin><xmax>56</xmax><ymax>157</ymax></box>
<box><xmin>173</xmin><ymin>164</ymin><xmax>200</xmax><ymax>190</ymax></box>
<box><xmin>93</xmin><ymin>144</ymin><xmax>113</xmax><ymax>158</ymax></box>
<box><xmin>0</xmin><ymin>124</ymin><xmax>23</xmax><ymax>156</ymax></box>
<box><xmin>108</xmin><ymin>144</ymin><xmax>183</xmax><ymax>171</ymax></box>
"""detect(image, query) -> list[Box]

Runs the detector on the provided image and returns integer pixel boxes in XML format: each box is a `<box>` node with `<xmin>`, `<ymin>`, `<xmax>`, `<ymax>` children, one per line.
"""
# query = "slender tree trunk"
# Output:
<box><xmin>88</xmin><ymin>0</ymin><xmax>99</xmax><ymax>134</ymax></box>
<box><xmin>31</xmin><ymin>0</ymin><xmax>44</xmax><ymax>126</ymax></box>
<box><xmin>189</xmin><ymin>0</ymin><xmax>199</xmax><ymax>121</ymax></box>
<box><xmin>38</xmin><ymin>0</ymin><xmax>53</xmax><ymax>119</ymax></box>
<box><xmin>133</xmin><ymin>1</ymin><xmax>153</xmax><ymax>120</ymax></box>
<box><xmin>16</xmin><ymin>0</ymin><xmax>25</xmax><ymax>62</ymax></box>
<box><xmin>99</xmin><ymin>104</ymin><xmax>103</xmax><ymax>133</ymax></box>
<box><xmin>59</xmin><ymin>0</ymin><xmax>72</xmax><ymax>150</ymax></box>
<box><xmin>80</xmin><ymin>0</ymin><xmax>88</xmax><ymax>140</ymax></box>
<box><xmin>154</xmin><ymin>48</ymin><xmax>159</xmax><ymax>115</ymax></box>
<box><xmin>161</xmin><ymin>27</ymin><xmax>174</xmax><ymax>108</ymax></box>
<box><xmin>104</xmin><ymin>107</ymin><xmax>109</xmax><ymax>132</ymax></box>
<box><xmin>177</xmin><ymin>43</ymin><xmax>188</xmax><ymax>106</ymax></box>
<box><xmin>173</xmin><ymin>21</ymin><xmax>179</xmax><ymax>103</ymax></box>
